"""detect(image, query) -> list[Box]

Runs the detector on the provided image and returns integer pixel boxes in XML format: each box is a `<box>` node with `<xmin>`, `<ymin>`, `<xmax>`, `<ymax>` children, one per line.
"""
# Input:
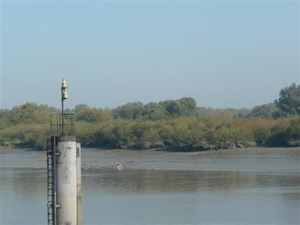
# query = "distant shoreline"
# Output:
<box><xmin>1</xmin><ymin>142</ymin><xmax>299</xmax><ymax>153</ymax></box>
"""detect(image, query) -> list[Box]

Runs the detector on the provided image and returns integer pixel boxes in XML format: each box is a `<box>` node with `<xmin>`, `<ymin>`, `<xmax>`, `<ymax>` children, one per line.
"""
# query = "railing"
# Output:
<box><xmin>50</xmin><ymin>113</ymin><xmax>75</xmax><ymax>136</ymax></box>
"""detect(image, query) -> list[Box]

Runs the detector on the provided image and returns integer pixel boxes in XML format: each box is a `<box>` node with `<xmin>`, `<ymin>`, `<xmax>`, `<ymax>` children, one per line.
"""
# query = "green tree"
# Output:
<box><xmin>76</xmin><ymin>107</ymin><xmax>112</xmax><ymax>123</ymax></box>
<box><xmin>7</xmin><ymin>102</ymin><xmax>56</xmax><ymax>125</ymax></box>
<box><xmin>112</xmin><ymin>102</ymin><xmax>144</xmax><ymax>119</ymax></box>
<box><xmin>143</xmin><ymin>102</ymin><xmax>167</xmax><ymax>120</ymax></box>
<box><xmin>159</xmin><ymin>97</ymin><xmax>197</xmax><ymax>116</ymax></box>
<box><xmin>275</xmin><ymin>83</ymin><xmax>300</xmax><ymax>116</ymax></box>
<box><xmin>285</xmin><ymin>117</ymin><xmax>300</xmax><ymax>146</ymax></box>
<box><xmin>248</xmin><ymin>103</ymin><xmax>279</xmax><ymax>118</ymax></box>
<box><xmin>74</xmin><ymin>104</ymin><xmax>89</xmax><ymax>113</ymax></box>
<box><xmin>198</xmin><ymin>107</ymin><xmax>250</xmax><ymax>118</ymax></box>
<box><xmin>179</xmin><ymin>97</ymin><xmax>197</xmax><ymax>116</ymax></box>
<box><xmin>0</xmin><ymin>109</ymin><xmax>11</xmax><ymax>128</ymax></box>
<box><xmin>159</xmin><ymin>100</ymin><xmax>180</xmax><ymax>116</ymax></box>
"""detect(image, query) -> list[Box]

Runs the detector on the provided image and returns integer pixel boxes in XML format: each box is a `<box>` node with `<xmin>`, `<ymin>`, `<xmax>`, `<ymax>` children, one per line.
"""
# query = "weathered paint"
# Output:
<box><xmin>76</xmin><ymin>142</ymin><xmax>82</xmax><ymax>225</ymax></box>
<box><xmin>56</xmin><ymin>136</ymin><xmax>77</xmax><ymax>225</ymax></box>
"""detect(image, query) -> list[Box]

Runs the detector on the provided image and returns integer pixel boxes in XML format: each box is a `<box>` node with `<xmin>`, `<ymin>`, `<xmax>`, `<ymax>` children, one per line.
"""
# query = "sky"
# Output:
<box><xmin>0</xmin><ymin>0</ymin><xmax>299</xmax><ymax>110</ymax></box>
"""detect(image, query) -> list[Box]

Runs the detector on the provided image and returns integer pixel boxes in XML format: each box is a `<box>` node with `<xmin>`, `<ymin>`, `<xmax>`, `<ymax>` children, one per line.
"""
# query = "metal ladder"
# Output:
<box><xmin>47</xmin><ymin>139</ymin><xmax>55</xmax><ymax>225</ymax></box>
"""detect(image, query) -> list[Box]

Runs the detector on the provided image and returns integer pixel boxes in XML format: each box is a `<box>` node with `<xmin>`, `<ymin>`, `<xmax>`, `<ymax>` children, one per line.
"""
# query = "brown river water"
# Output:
<box><xmin>0</xmin><ymin>147</ymin><xmax>299</xmax><ymax>224</ymax></box>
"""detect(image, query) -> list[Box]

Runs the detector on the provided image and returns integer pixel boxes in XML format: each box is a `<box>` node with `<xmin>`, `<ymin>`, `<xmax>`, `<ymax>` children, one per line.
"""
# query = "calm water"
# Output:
<box><xmin>0</xmin><ymin>148</ymin><xmax>299</xmax><ymax>225</ymax></box>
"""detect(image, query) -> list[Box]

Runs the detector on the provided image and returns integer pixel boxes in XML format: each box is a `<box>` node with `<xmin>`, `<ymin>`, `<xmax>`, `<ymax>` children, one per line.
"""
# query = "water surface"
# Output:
<box><xmin>0</xmin><ymin>148</ymin><xmax>299</xmax><ymax>225</ymax></box>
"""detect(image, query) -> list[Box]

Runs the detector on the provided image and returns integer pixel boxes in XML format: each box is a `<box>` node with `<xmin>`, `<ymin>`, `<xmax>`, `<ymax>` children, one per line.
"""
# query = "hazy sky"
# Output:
<box><xmin>1</xmin><ymin>1</ymin><xmax>299</xmax><ymax>110</ymax></box>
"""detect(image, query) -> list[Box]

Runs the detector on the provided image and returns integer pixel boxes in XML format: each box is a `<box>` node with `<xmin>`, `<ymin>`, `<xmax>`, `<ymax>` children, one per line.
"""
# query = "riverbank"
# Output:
<box><xmin>1</xmin><ymin>137</ymin><xmax>299</xmax><ymax>152</ymax></box>
<box><xmin>1</xmin><ymin>116</ymin><xmax>300</xmax><ymax>151</ymax></box>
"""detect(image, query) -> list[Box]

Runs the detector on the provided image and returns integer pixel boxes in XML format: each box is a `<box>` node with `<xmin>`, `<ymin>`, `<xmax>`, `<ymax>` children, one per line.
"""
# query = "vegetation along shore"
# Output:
<box><xmin>0</xmin><ymin>83</ymin><xmax>299</xmax><ymax>151</ymax></box>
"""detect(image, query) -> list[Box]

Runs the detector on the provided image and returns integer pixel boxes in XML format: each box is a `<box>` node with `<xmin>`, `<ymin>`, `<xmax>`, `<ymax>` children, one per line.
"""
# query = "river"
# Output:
<box><xmin>0</xmin><ymin>147</ymin><xmax>299</xmax><ymax>225</ymax></box>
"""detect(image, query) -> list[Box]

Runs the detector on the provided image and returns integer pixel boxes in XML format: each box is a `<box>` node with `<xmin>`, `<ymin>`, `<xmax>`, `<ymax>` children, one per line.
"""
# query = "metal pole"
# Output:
<box><xmin>61</xmin><ymin>79</ymin><xmax>67</xmax><ymax>136</ymax></box>
<box><xmin>61</xmin><ymin>88</ymin><xmax>64</xmax><ymax>136</ymax></box>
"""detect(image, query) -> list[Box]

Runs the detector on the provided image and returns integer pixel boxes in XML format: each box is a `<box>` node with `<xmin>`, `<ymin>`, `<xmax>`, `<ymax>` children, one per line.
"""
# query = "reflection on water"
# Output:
<box><xmin>1</xmin><ymin>168</ymin><xmax>45</xmax><ymax>192</ymax></box>
<box><xmin>84</xmin><ymin>169</ymin><xmax>300</xmax><ymax>194</ymax></box>
<box><xmin>0</xmin><ymin>148</ymin><xmax>299</xmax><ymax>225</ymax></box>
<box><xmin>0</xmin><ymin>167</ymin><xmax>299</xmax><ymax>225</ymax></box>
<box><xmin>2</xmin><ymin>168</ymin><xmax>299</xmax><ymax>195</ymax></box>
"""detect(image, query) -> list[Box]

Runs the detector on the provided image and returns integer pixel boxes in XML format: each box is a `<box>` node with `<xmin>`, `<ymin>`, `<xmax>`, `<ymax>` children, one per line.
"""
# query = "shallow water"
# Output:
<box><xmin>0</xmin><ymin>148</ymin><xmax>299</xmax><ymax>225</ymax></box>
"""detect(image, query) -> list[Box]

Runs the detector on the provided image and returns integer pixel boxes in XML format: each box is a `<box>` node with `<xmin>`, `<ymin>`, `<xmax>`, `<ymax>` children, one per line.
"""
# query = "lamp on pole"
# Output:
<box><xmin>61</xmin><ymin>79</ymin><xmax>68</xmax><ymax>136</ymax></box>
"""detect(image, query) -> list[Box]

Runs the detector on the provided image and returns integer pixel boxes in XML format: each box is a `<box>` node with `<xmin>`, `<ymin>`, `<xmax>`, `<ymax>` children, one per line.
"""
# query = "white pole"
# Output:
<box><xmin>56</xmin><ymin>136</ymin><xmax>77</xmax><ymax>225</ymax></box>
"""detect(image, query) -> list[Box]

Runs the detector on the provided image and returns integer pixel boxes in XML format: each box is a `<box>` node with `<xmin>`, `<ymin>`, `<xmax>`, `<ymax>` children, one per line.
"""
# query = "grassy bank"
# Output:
<box><xmin>1</xmin><ymin>115</ymin><xmax>299</xmax><ymax>151</ymax></box>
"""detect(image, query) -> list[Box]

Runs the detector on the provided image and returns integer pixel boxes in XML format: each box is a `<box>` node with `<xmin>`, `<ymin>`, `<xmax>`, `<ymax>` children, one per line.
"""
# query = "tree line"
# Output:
<box><xmin>0</xmin><ymin>83</ymin><xmax>299</xmax><ymax>150</ymax></box>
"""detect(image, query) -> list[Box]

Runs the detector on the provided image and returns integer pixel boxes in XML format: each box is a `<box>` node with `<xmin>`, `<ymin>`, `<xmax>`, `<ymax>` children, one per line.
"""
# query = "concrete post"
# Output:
<box><xmin>76</xmin><ymin>143</ymin><xmax>82</xmax><ymax>225</ymax></box>
<box><xmin>56</xmin><ymin>136</ymin><xmax>77</xmax><ymax>225</ymax></box>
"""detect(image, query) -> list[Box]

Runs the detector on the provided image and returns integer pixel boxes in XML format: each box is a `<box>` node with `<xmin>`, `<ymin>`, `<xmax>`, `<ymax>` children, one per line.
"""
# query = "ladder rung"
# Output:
<box><xmin>47</xmin><ymin>142</ymin><xmax>55</xmax><ymax>225</ymax></box>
